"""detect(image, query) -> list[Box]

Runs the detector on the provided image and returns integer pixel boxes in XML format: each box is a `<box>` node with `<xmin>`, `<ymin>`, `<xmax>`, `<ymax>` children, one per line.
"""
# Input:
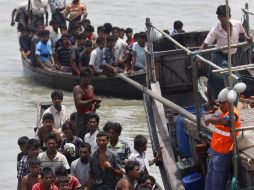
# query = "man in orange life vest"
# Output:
<box><xmin>204</xmin><ymin>89</ymin><xmax>241</xmax><ymax>190</ymax></box>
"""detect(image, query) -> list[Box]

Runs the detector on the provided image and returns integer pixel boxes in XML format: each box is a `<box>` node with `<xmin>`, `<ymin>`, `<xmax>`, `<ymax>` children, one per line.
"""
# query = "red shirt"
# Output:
<box><xmin>32</xmin><ymin>182</ymin><xmax>58</xmax><ymax>190</ymax></box>
<box><xmin>75</xmin><ymin>86</ymin><xmax>94</xmax><ymax>114</ymax></box>
<box><xmin>54</xmin><ymin>176</ymin><xmax>81</xmax><ymax>189</ymax></box>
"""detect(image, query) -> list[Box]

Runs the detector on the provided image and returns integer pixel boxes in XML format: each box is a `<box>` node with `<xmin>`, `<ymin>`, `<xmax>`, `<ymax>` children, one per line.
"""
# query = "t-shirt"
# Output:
<box><xmin>71</xmin><ymin>45</ymin><xmax>84</xmax><ymax>66</ymax></box>
<box><xmin>32</xmin><ymin>182</ymin><xmax>58</xmax><ymax>190</ymax></box>
<box><xmin>114</xmin><ymin>38</ymin><xmax>127</xmax><ymax>63</ymax></box>
<box><xmin>19</xmin><ymin>36</ymin><xmax>31</xmax><ymax>52</ymax></box>
<box><xmin>70</xmin><ymin>158</ymin><xmax>90</xmax><ymax>186</ymax></box>
<box><xmin>48</xmin><ymin>0</ymin><xmax>66</xmax><ymax>13</ymax></box>
<box><xmin>89</xmin><ymin>48</ymin><xmax>102</xmax><ymax>72</ymax></box>
<box><xmin>84</xmin><ymin>130</ymin><xmax>98</xmax><ymax>153</ymax></box>
<box><xmin>30</xmin><ymin>0</ymin><xmax>48</xmax><ymax>15</ymax></box>
<box><xmin>38</xmin><ymin>151</ymin><xmax>70</xmax><ymax>174</ymax></box>
<box><xmin>79</xmin><ymin>52</ymin><xmax>90</xmax><ymax>67</ymax></box>
<box><xmin>132</xmin><ymin>42</ymin><xmax>145</xmax><ymax>69</ymax></box>
<box><xmin>35</xmin><ymin>41</ymin><xmax>52</xmax><ymax>63</ymax></box>
<box><xmin>56</xmin><ymin>46</ymin><xmax>72</xmax><ymax>67</ymax></box>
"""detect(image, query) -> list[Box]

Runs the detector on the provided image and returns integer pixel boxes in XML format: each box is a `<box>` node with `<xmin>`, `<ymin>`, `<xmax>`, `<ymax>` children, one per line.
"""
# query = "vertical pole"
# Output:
<box><xmin>191</xmin><ymin>56</ymin><xmax>202</xmax><ymax>134</ymax></box>
<box><xmin>225</xmin><ymin>0</ymin><xmax>239</xmax><ymax>182</ymax></box>
<box><xmin>245</xmin><ymin>3</ymin><xmax>252</xmax><ymax>65</ymax></box>
<box><xmin>145</xmin><ymin>18</ymin><xmax>152</xmax><ymax>86</ymax></box>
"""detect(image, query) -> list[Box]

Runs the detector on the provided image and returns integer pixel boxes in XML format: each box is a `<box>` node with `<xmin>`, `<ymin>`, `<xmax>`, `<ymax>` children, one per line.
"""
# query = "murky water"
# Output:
<box><xmin>0</xmin><ymin>0</ymin><xmax>254</xmax><ymax>189</ymax></box>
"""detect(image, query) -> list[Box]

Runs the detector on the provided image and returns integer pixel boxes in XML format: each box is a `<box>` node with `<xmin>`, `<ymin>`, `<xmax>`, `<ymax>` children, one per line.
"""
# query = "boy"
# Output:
<box><xmin>17</xmin><ymin>139</ymin><xmax>40</xmax><ymax>187</ymax></box>
<box><xmin>19</xmin><ymin>27</ymin><xmax>31</xmax><ymax>59</ymax></box>
<box><xmin>79</xmin><ymin>40</ymin><xmax>93</xmax><ymax>70</ymax></box>
<box><xmin>21</xmin><ymin>157</ymin><xmax>41</xmax><ymax>190</ymax></box>
<box><xmin>17</xmin><ymin>136</ymin><xmax>29</xmax><ymax>162</ymax></box>
<box><xmin>37</xmin><ymin>113</ymin><xmax>61</xmax><ymax>150</ymax></box>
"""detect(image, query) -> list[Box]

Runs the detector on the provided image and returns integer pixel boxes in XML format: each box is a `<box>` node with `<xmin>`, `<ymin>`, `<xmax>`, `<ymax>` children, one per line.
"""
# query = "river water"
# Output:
<box><xmin>0</xmin><ymin>0</ymin><xmax>254</xmax><ymax>189</ymax></box>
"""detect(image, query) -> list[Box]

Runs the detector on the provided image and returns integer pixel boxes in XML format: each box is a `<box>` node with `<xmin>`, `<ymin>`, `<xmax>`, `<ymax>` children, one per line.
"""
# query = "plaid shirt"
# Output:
<box><xmin>107</xmin><ymin>139</ymin><xmax>131</xmax><ymax>166</ymax></box>
<box><xmin>100</xmin><ymin>47</ymin><xmax>116</xmax><ymax>66</ymax></box>
<box><xmin>17</xmin><ymin>155</ymin><xmax>30</xmax><ymax>179</ymax></box>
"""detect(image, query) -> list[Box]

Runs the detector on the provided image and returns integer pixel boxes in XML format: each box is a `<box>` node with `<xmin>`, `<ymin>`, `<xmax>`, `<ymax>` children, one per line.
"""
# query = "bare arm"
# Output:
<box><xmin>11</xmin><ymin>8</ymin><xmax>17</xmax><ymax>26</ymax></box>
<box><xmin>205</xmin><ymin>116</ymin><xmax>228</xmax><ymax>126</ymax></box>
<box><xmin>21</xmin><ymin>175</ymin><xmax>28</xmax><ymax>190</ymax></box>
<box><xmin>199</xmin><ymin>42</ymin><xmax>208</xmax><ymax>50</ymax></box>
<box><xmin>115</xmin><ymin>179</ymin><xmax>130</xmax><ymax>190</ymax></box>
<box><xmin>73</xmin><ymin>86</ymin><xmax>97</xmax><ymax>107</ymax></box>
<box><xmin>87</xmin><ymin>174</ymin><xmax>93</xmax><ymax>190</ymax></box>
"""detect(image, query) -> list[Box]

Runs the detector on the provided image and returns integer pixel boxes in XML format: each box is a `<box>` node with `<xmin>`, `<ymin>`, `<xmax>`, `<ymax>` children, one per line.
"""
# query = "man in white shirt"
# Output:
<box><xmin>39</xmin><ymin>89</ymin><xmax>67</xmax><ymax>132</ymax></box>
<box><xmin>89</xmin><ymin>36</ymin><xmax>105</xmax><ymax>75</ymax></box>
<box><xmin>83</xmin><ymin>113</ymin><xmax>99</xmax><ymax>153</ymax></box>
<box><xmin>199</xmin><ymin>5</ymin><xmax>252</xmax><ymax>106</ymax></box>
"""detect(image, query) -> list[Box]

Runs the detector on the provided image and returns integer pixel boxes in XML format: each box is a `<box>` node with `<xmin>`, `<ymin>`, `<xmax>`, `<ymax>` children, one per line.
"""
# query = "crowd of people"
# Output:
<box><xmin>13</xmin><ymin>0</ymin><xmax>148</xmax><ymax>77</ymax></box>
<box><xmin>16</xmin><ymin>85</ymin><xmax>162</xmax><ymax>190</ymax></box>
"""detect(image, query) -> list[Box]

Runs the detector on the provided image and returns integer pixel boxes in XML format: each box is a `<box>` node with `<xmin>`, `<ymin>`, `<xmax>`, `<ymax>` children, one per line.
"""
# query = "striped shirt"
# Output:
<box><xmin>65</xmin><ymin>2</ymin><xmax>86</xmax><ymax>21</ymax></box>
<box><xmin>56</xmin><ymin>46</ymin><xmax>72</xmax><ymax>67</ymax></box>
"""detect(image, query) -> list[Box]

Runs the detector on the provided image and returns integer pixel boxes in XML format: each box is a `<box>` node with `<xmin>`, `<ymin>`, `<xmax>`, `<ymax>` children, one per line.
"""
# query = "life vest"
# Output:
<box><xmin>211</xmin><ymin>107</ymin><xmax>241</xmax><ymax>154</ymax></box>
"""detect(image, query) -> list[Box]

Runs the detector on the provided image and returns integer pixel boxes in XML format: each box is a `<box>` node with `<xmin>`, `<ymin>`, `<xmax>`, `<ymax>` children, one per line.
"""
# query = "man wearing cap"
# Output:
<box><xmin>73</xmin><ymin>68</ymin><xmax>101</xmax><ymax>139</ymax></box>
<box><xmin>204</xmin><ymin>88</ymin><xmax>241</xmax><ymax>190</ymax></box>
<box><xmin>199</xmin><ymin>5</ymin><xmax>252</xmax><ymax>108</ymax></box>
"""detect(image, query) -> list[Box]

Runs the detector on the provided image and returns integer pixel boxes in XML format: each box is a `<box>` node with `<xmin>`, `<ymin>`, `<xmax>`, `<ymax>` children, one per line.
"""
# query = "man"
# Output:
<box><xmin>38</xmin><ymin>133</ymin><xmax>70</xmax><ymax>174</ymax></box>
<box><xmin>79</xmin><ymin>40</ymin><xmax>93</xmax><ymax>70</ymax></box>
<box><xmin>70</xmin><ymin>143</ymin><xmax>91</xmax><ymax>187</ymax></box>
<box><xmin>132</xmin><ymin>32</ymin><xmax>147</xmax><ymax>71</ymax></box>
<box><xmin>125</xmin><ymin>28</ymin><xmax>134</xmax><ymax>45</ymax></box>
<box><xmin>84</xmin><ymin>113</ymin><xmax>100</xmax><ymax>153</ymax></box>
<box><xmin>73</xmin><ymin>68</ymin><xmax>101</xmax><ymax>139</ymax></box>
<box><xmin>89</xmin><ymin>37</ymin><xmax>105</xmax><ymax>76</ymax></box>
<box><xmin>107</xmin><ymin>122</ymin><xmax>131</xmax><ymax>167</ymax></box>
<box><xmin>21</xmin><ymin>157</ymin><xmax>41</xmax><ymax>190</ymax></box>
<box><xmin>40</xmin><ymin>89</ymin><xmax>67</xmax><ymax>131</ymax></box>
<box><xmin>199</xmin><ymin>5</ymin><xmax>252</xmax><ymax>106</ymax></box>
<box><xmin>170</xmin><ymin>20</ymin><xmax>185</xmax><ymax>36</ymax></box>
<box><xmin>64</xmin><ymin>0</ymin><xmax>87</xmax><ymax>34</ymax></box>
<box><xmin>48</xmin><ymin>0</ymin><xmax>66</xmax><ymax>28</ymax></box>
<box><xmin>88</xmin><ymin>131</ymin><xmax>123</xmax><ymax>190</ymax></box>
<box><xmin>32</xmin><ymin>167</ymin><xmax>58</xmax><ymax>190</ymax></box>
<box><xmin>28</xmin><ymin>0</ymin><xmax>48</xmax><ymax>29</ymax></box>
<box><xmin>128</xmin><ymin>135</ymin><xmax>162</xmax><ymax>178</ymax></box>
<box><xmin>17</xmin><ymin>139</ymin><xmax>40</xmax><ymax>188</ymax></box>
<box><xmin>37</xmin><ymin>113</ymin><xmax>61</xmax><ymax>150</ymax></box>
<box><xmin>204</xmin><ymin>89</ymin><xmax>241</xmax><ymax>190</ymax></box>
<box><xmin>115</xmin><ymin>161</ymin><xmax>140</xmax><ymax>190</ymax></box>
<box><xmin>11</xmin><ymin>2</ymin><xmax>28</xmax><ymax>31</ymax></box>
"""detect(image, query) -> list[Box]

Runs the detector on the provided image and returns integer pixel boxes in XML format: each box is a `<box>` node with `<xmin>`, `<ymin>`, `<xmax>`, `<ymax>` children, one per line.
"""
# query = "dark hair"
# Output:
<box><xmin>216</xmin><ymin>5</ymin><xmax>230</xmax><ymax>17</ymax></box>
<box><xmin>140</xmin><ymin>175</ymin><xmax>156</xmax><ymax>186</ymax></box>
<box><xmin>79</xmin><ymin>142</ymin><xmax>91</xmax><ymax>152</ymax></box>
<box><xmin>41</xmin><ymin>167</ymin><xmax>54</xmax><ymax>178</ymax></box>
<box><xmin>42</xmin><ymin>113</ymin><xmax>54</xmax><ymax>122</ymax></box>
<box><xmin>73</xmin><ymin>24</ymin><xmax>81</xmax><ymax>31</ymax></box>
<box><xmin>84</xmin><ymin>40</ymin><xmax>92</xmax><ymax>47</ymax></box>
<box><xmin>125</xmin><ymin>160</ymin><xmax>139</xmax><ymax>174</ymax></box>
<box><xmin>41</xmin><ymin>30</ymin><xmax>50</xmax><ymax>36</ymax></box>
<box><xmin>96</xmin><ymin>131</ymin><xmax>110</xmax><ymax>139</ymax></box>
<box><xmin>112</xmin><ymin>26</ymin><xmax>120</xmax><ymax>32</ymax></box>
<box><xmin>134</xmin><ymin>135</ymin><xmax>147</xmax><ymax>150</ymax></box>
<box><xmin>61</xmin><ymin>33</ymin><xmax>70</xmax><ymax>40</ymax></box>
<box><xmin>77</xmin><ymin>33</ymin><xmax>85</xmax><ymax>40</ymax></box>
<box><xmin>70</xmin><ymin>112</ymin><xmax>76</xmax><ymax>121</ymax></box>
<box><xmin>28</xmin><ymin>156</ymin><xmax>40</xmax><ymax>166</ymax></box>
<box><xmin>138</xmin><ymin>32</ymin><xmax>147</xmax><ymax>40</ymax></box>
<box><xmin>86</xmin><ymin>25</ymin><xmax>94</xmax><ymax>33</ymax></box>
<box><xmin>103</xmin><ymin>121</ymin><xmax>114</xmax><ymax>132</ymax></box>
<box><xmin>173</xmin><ymin>20</ymin><xmax>183</xmax><ymax>30</ymax></box>
<box><xmin>18</xmin><ymin>136</ymin><xmax>29</xmax><ymax>145</ymax></box>
<box><xmin>83</xmin><ymin>18</ymin><xmax>91</xmax><ymax>24</ymax></box>
<box><xmin>51</xmin><ymin>89</ymin><xmax>63</xmax><ymax>99</ymax></box>
<box><xmin>26</xmin><ymin>138</ymin><xmax>40</xmax><ymax>150</ymax></box>
<box><xmin>120</xmin><ymin>28</ymin><xmax>125</xmax><ymax>32</ymax></box>
<box><xmin>58</xmin><ymin>176</ymin><xmax>69</xmax><ymax>185</ymax></box>
<box><xmin>97</xmin><ymin>26</ymin><xmax>105</xmax><ymax>33</ymax></box>
<box><xmin>61</xmin><ymin>121</ymin><xmax>73</xmax><ymax>132</ymax></box>
<box><xmin>108</xmin><ymin>122</ymin><xmax>122</xmax><ymax>135</ymax></box>
<box><xmin>45</xmin><ymin>132</ymin><xmax>58</xmax><ymax>143</ymax></box>
<box><xmin>133</xmin><ymin>33</ymin><xmax>140</xmax><ymax>41</ymax></box>
<box><xmin>89</xmin><ymin>113</ymin><xmax>100</xmax><ymax>124</ymax></box>
<box><xmin>96</xmin><ymin>36</ymin><xmax>105</xmax><ymax>44</ymax></box>
<box><xmin>125</xmin><ymin>28</ymin><xmax>133</xmax><ymax>34</ymax></box>
<box><xmin>60</xmin><ymin>25</ymin><xmax>67</xmax><ymax>30</ymax></box>
<box><xmin>80</xmin><ymin>68</ymin><xmax>92</xmax><ymax>78</ymax></box>
<box><xmin>55</xmin><ymin>166</ymin><xmax>68</xmax><ymax>176</ymax></box>
<box><xmin>103</xmin><ymin>23</ymin><xmax>112</xmax><ymax>35</ymax></box>
<box><xmin>106</xmin><ymin>35</ymin><xmax>116</xmax><ymax>42</ymax></box>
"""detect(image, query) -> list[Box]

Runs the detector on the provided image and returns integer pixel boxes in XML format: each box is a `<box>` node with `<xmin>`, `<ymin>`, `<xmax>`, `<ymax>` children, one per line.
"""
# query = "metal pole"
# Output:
<box><xmin>225</xmin><ymin>0</ymin><xmax>239</xmax><ymax>183</ymax></box>
<box><xmin>245</xmin><ymin>3</ymin><xmax>252</xmax><ymax>65</ymax></box>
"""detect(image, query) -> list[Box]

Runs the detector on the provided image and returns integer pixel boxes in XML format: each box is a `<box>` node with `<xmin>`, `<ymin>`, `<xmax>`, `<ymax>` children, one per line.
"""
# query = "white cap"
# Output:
<box><xmin>217</xmin><ymin>88</ymin><xmax>229</xmax><ymax>102</ymax></box>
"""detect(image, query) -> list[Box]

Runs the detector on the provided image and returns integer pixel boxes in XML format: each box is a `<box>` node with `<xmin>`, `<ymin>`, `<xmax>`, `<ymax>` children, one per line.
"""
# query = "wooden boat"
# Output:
<box><xmin>140</xmin><ymin>16</ymin><xmax>254</xmax><ymax>190</ymax></box>
<box><xmin>22</xmin><ymin>57</ymin><xmax>146</xmax><ymax>99</ymax></box>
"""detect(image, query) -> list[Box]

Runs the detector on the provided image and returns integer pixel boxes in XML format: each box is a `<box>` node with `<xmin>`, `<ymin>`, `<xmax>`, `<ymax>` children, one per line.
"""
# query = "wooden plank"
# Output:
<box><xmin>151</xmin><ymin>82</ymin><xmax>185</xmax><ymax>190</ymax></box>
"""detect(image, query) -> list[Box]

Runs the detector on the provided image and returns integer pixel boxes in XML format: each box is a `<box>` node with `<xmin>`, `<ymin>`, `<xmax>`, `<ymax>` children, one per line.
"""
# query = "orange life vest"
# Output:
<box><xmin>211</xmin><ymin>107</ymin><xmax>241</xmax><ymax>154</ymax></box>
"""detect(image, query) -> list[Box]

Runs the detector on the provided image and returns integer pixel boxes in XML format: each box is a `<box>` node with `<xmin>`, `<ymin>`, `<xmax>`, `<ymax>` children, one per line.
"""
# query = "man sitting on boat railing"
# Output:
<box><xmin>199</xmin><ymin>5</ymin><xmax>253</xmax><ymax>109</ymax></box>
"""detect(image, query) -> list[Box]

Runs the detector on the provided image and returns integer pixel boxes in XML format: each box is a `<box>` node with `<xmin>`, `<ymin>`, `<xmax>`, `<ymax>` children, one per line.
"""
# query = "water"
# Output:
<box><xmin>0</xmin><ymin>0</ymin><xmax>254</xmax><ymax>189</ymax></box>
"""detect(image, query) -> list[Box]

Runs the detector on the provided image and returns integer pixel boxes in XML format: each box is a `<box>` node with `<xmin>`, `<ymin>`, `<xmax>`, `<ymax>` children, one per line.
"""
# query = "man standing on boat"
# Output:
<box><xmin>204</xmin><ymin>89</ymin><xmax>241</xmax><ymax>190</ymax></box>
<box><xmin>73</xmin><ymin>68</ymin><xmax>101</xmax><ymax>139</ymax></box>
<box><xmin>199</xmin><ymin>5</ymin><xmax>252</xmax><ymax>108</ymax></box>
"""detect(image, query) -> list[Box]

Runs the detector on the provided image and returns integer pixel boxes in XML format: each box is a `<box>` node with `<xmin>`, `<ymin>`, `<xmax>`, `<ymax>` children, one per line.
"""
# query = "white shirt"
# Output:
<box><xmin>38</xmin><ymin>151</ymin><xmax>70</xmax><ymax>174</ymax></box>
<box><xmin>89</xmin><ymin>47</ymin><xmax>102</xmax><ymax>72</ymax></box>
<box><xmin>84</xmin><ymin>130</ymin><xmax>98</xmax><ymax>153</ymax></box>
<box><xmin>39</xmin><ymin>105</ymin><xmax>67</xmax><ymax>131</ymax></box>
<box><xmin>128</xmin><ymin>149</ymin><xmax>150</xmax><ymax>173</ymax></box>
<box><xmin>30</xmin><ymin>0</ymin><xmax>48</xmax><ymax>15</ymax></box>
<box><xmin>204</xmin><ymin>20</ymin><xmax>246</xmax><ymax>54</ymax></box>
<box><xmin>114</xmin><ymin>38</ymin><xmax>127</xmax><ymax>63</ymax></box>
<box><xmin>48</xmin><ymin>0</ymin><xmax>66</xmax><ymax>13</ymax></box>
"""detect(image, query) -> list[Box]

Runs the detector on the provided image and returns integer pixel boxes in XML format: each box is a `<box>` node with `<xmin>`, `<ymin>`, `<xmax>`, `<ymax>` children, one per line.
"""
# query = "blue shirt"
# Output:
<box><xmin>132</xmin><ymin>42</ymin><xmax>145</xmax><ymax>69</ymax></box>
<box><xmin>35</xmin><ymin>40</ymin><xmax>52</xmax><ymax>62</ymax></box>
